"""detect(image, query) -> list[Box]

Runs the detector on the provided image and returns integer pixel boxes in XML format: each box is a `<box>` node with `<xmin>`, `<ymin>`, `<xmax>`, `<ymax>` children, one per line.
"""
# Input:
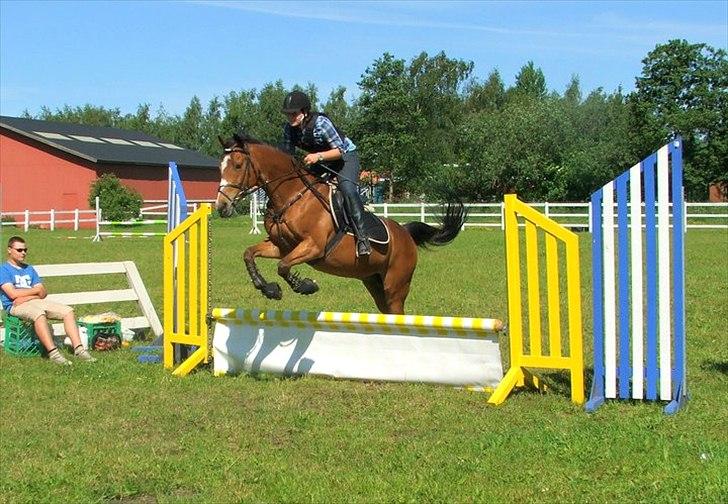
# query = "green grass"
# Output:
<box><xmin>1</xmin><ymin>218</ymin><xmax>727</xmax><ymax>503</ymax></box>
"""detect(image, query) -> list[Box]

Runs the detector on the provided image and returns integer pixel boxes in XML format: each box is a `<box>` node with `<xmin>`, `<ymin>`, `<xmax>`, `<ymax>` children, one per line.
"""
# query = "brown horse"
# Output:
<box><xmin>215</xmin><ymin>132</ymin><xmax>466</xmax><ymax>314</ymax></box>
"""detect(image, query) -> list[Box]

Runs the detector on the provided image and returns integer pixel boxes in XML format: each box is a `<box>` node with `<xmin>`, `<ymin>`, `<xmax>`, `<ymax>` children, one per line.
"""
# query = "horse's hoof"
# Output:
<box><xmin>295</xmin><ymin>279</ymin><xmax>319</xmax><ymax>295</ymax></box>
<box><xmin>262</xmin><ymin>282</ymin><xmax>282</xmax><ymax>300</ymax></box>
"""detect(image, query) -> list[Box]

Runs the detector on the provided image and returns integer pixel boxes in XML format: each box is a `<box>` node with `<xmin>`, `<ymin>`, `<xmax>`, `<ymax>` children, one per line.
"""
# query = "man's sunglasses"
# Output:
<box><xmin>12</xmin><ymin>248</ymin><xmax>28</xmax><ymax>252</ymax></box>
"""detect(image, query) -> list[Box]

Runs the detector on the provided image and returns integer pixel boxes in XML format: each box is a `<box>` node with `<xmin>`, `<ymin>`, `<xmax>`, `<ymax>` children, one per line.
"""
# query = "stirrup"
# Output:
<box><xmin>356</xmin><ymin>238</ymin><xmax>372</xmax><ymax>257</ymax></box>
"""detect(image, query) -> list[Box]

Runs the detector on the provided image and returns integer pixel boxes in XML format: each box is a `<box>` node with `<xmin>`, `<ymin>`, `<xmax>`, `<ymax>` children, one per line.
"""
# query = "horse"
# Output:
<box><xmin>215</xmin><ymin>132</ymin><xmax>466</xmax><ymax>315</ymax></box>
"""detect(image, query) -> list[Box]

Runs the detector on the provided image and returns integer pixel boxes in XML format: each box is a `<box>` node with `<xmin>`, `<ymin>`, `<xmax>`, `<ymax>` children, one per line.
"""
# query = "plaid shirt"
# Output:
<box><xmin>282</xmin><ymin>114</ymin><xmax>356</xmax><ymax>155</ymax></box>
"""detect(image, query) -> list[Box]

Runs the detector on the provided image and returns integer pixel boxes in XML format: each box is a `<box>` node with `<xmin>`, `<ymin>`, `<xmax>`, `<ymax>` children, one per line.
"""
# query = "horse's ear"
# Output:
<box><xmin>233</xmin><ymin>132</ymin><xmax>244</xmax><ymax>145</ymax></box>
<box><xmin>218</xmin><ymin>135</ymin><xmax>226</xmax><ymax>148</ymax></box>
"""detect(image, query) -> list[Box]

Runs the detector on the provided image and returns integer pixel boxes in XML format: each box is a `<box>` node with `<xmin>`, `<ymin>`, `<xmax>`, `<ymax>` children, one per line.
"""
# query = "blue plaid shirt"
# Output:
<box><xmin>282</xmin><ymin>114</ymin><xmax>356</xmax><ymax>155</ymax></box>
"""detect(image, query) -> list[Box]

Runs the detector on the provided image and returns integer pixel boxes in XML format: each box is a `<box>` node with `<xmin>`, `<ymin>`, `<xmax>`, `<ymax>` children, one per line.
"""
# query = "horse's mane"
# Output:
<box><xmin>228</xmin><ymin>130</ymin><xmax>288</xmax><ymax>155</ymax></box>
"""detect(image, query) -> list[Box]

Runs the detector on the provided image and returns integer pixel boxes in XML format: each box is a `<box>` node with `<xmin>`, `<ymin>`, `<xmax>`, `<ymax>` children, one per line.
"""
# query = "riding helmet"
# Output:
<box><xmin>282</xmin><ymin>91</ymin><xmax>311</xmax><ymax>113</ymax></box>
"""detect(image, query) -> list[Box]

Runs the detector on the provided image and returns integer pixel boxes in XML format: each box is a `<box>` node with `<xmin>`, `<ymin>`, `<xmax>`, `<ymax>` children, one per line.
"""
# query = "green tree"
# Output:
<box><xmin>255</xmin><ymin>81</ymin><xmax>290</xmax><ymax>145</ymax></box>
<box><xmin>465</xmin><ymin>69</ymin><xmax>506</xmax><ymax>113</ymax></box>
<box><xmin>176</xmin><ymin>96</ymin><xmax>204</xmax><ymax>151</ymax></box>
<box><xmin>353</xmin><ymin>53</ymin><xmax>423</xmax><ymax>197</ymax></box>
<box><xmin>33</xmin><ymin>104</ymin><xmax>122</xmax><ymax>127</ymax></box>
<box><xmin>220</xmin><ymin>89</ymin><xmax>258</xmax><ymax>138</ymax></box>
<box><xmin>510</xmin><ymin>61</ymin><xmax>547</xmax><ymax>102</ymax></box>
<box><xmin>200</xmin><ymin>97</ymin><xmax>223</xmax><ymax>156</ymax></box>
<box><xmin>323</xmin><ymin>86</ymin><xmax>354</xmax><ymax>134</ymax></box>
<box><xmin>630</xmin><ymin>39</ymin><xmax>728</xmax><ymax>199</ymax></box>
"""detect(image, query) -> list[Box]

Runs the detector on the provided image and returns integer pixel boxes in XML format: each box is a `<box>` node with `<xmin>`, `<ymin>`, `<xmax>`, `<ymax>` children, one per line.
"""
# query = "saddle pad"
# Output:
<box><xmin>328</xmin><ymin>186</ymin><xmax>390</xmax><ymax>244</ymax></box>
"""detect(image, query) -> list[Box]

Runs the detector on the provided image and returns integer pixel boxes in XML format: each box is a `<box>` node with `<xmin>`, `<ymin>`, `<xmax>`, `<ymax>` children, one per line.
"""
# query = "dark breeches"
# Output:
<box><xmin>335</xmin><ymin>151</ymin><xmax>361</xmax><ymax>199</ymax></box>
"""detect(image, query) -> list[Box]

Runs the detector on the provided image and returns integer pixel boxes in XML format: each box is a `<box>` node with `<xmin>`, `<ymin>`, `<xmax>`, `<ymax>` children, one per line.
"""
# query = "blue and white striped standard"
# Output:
<box><xmin>586</xmin><ymin>139</ymin><xmax>687</xmax><ymax>415</ymax></box>
<box><xmin>167</xmin><ymin>162</ymin><xmax>188</xmax><ymax>232</ymax></box>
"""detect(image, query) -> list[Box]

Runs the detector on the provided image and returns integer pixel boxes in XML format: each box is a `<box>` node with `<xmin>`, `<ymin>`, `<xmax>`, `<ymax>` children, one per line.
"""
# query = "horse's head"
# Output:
<box><xmin>215</xmin><ymin>133</ymin><xmax>260</xmax><ymax>218</ymax></box>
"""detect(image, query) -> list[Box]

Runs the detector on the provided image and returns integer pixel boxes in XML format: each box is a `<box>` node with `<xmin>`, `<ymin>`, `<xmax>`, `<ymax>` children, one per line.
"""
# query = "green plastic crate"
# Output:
<box><xmin>77</xmin><ymin>320</ymin><xmax>121</xmax><ymax>346</ymax></box>
<box><xmin>3</xmin><ymin>314</ymin><xmax>42</xmax><ymax>357</ymax></box>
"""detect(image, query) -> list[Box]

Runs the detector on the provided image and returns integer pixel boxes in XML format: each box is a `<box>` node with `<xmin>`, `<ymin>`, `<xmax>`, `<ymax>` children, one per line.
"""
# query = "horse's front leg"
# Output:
<box><xmin>244</xmin><ymin>240</ymin><xmax>284</xmax><ymax>300</ymax></box>
<box><xmin>277</xmin><ymin>239</ymin><xmax>322</xmax><ymax>295</ymax></box>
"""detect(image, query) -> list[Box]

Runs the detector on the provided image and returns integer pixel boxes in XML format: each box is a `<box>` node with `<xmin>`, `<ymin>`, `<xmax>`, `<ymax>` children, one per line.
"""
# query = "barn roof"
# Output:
<box><xmin>0</xmin><ymin>115</ymin><xmax>219</xmax><ymax>169</ymax></box>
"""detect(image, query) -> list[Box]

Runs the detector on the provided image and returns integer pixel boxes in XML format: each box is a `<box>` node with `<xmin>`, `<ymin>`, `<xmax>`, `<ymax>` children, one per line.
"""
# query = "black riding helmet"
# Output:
<box><xmin>282</xmin><ymin>91</ymin><xmax>311</xmax><ymax>113</ymax></box>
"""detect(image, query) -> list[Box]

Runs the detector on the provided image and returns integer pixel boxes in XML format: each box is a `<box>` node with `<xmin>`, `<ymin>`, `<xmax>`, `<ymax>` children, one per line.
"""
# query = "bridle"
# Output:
<box><xmin>216</xmin><ymin>147</ymin><xmax>264</xmax><ymax>207</ymax></box>
<box><xmin>217</xmin><ymin>144</ymin><xmax>332</xmax><ymax>218</ymax></box>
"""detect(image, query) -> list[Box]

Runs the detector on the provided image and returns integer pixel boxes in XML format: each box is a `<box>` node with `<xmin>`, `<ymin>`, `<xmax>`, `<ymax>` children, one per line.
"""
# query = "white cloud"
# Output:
<box><xmin>190</xmin><ymin>0</ymin><xmax>590</xmax><ymax>38</ymax></box>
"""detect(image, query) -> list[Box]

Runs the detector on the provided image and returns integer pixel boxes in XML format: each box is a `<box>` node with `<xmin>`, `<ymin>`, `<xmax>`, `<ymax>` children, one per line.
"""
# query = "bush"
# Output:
<box><xmin>88</xmin><ymin>174</ymin><xmax>143</xmax><ymax>221</ymax></box>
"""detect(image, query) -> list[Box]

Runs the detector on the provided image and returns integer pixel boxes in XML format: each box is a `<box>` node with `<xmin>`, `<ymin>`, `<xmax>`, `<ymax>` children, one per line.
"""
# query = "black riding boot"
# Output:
<box><xmin>344</xmin><ymin>193</ymin><xmax>372</xmax><ymax>256</ymax></box>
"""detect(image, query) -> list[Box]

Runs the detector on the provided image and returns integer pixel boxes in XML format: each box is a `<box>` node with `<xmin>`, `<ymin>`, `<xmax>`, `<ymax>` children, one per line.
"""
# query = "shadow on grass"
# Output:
<box><xmin>701</xmin><ymin>359</ymin><xmax>728</xmax><ymax>375</ymax></box>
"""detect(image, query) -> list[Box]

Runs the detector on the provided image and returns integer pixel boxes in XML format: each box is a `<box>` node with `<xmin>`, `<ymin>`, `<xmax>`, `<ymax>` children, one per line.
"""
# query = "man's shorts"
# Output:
<box><xmin>9</xmin><ymin>299</ymin><xmax>73</xmax><ymax>322</ymax></box>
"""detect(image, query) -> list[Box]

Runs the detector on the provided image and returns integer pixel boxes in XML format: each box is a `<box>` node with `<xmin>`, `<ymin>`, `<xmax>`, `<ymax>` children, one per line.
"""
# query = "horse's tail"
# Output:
<box><xmin>403</xmin><ymin>202</ymin><xmax>467</xmax><ymax>248</ymax></box>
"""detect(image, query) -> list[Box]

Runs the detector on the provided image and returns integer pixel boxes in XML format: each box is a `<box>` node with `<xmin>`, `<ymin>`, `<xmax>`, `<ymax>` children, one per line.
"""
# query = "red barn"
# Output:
<box><xmin>0</xmin><ymin>116</ymin><xmax>221</xmax><ymax>217</ymax></box>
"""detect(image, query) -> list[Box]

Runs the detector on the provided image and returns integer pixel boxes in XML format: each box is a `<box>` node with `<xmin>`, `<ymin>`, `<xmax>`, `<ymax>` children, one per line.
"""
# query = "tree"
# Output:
<box><xmin>255</xmin><ymin>80</ymin><xmax>291</xmax><ymax>145</ymax></box>
<box><xmin>465</xmin><ymin>69</ymin><xmax>506</xmax><ymax>113</ymax></box>
<box><xmin>353</xmin><ymin>53</ymin><xmax>423</xmax><ymax>198</ymax></box>
<box><xmin>323</xmin><ymin>86</ymin><xmax>354</xmax><ymax>134</ymax></box>
<box><xmin>176</xmin><ymin>96</ymin><xmax>204</xmax><ymax>151</ymax></box>
<box><xmin>630</xmin><ymin>39</ymin><xmax>728</xmax><ymax>199</ymax></box>
<box><xmin>34</xmin><ymin>104</ymin><xmax>122</xmax><ymax>127</ymax></box>
<box><xmin>510</xmin><ymin>61</ymin><xmax>547</xmax><ymax>102</ymax></box>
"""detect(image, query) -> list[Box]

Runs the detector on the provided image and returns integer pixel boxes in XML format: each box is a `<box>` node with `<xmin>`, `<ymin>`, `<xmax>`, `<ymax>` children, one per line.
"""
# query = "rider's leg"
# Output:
<box><xmin>338</xmin><ymin>151</ymin><xmax>371</xmax><ymax>256</ymax></box>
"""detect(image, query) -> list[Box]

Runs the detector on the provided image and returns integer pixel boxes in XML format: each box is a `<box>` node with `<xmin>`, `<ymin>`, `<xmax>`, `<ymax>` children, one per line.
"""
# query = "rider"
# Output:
<box><xmin>281</xmin><ymin>90</ymin><xmax>372</xmax><ymax>257</ymax></box>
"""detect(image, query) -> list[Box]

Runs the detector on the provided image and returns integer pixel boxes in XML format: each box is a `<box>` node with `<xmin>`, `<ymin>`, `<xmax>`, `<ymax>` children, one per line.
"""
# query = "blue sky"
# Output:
<box><xmin>1</xmin><ymin>1</ymin><xmax>726</xmax><ymax>118</ymax></box>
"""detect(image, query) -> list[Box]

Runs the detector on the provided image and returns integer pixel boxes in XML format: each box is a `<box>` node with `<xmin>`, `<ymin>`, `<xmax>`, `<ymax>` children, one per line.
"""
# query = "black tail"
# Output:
<box><xmin>403</xmin><ymin>202</ymin><xmax>467</xmax><ymax>248</ymax></box>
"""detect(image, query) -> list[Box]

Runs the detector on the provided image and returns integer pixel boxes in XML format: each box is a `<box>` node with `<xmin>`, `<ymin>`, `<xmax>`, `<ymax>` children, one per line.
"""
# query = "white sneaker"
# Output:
<box><xmin>49</xmin><ymin>351</ymin><xmax>72</xmax><ymax>366</ymax></box>
<box><xmin>74</xmin><ymin>348</ymin><xmax>97</xmax><ymax>362</ymax></box>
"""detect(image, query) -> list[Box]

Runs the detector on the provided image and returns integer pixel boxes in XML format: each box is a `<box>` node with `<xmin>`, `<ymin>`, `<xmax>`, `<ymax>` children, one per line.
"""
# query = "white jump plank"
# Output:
<box><xmin>602</xmin><ymin>182</ymin><xmax>617</xmax><ymax>398</ymax></box>
<box><xmin>36</xmin><ymin>262</ymin><xmax>127</xmax><ymax>277</ymax></box>
<box><xmin>657</xmin><ymin>145</ymin><xmax>672</xmax><ymax>400</ymax></box>
<box><xmin>630</xmin><ymin>163</ymin><xmax>644</xmax><ymax>399</ymax></box>
<box><xmin>47</xmin><ymin>289</ymin><xmax>138</xmax><ymax>306</ymax></box>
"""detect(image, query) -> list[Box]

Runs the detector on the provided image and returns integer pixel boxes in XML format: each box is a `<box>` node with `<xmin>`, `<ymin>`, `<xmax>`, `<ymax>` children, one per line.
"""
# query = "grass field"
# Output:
<box><xmin>1</xmin><ymin>215</ymin><xmax>727</xmax><ymax>503</ymax></box>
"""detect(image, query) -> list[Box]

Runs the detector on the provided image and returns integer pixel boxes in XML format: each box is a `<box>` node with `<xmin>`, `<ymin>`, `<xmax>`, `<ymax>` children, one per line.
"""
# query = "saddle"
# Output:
<box><xmin>324</xmin><ymin>185</ymin><xmax>390</xmax><ymax>257</ymax></box>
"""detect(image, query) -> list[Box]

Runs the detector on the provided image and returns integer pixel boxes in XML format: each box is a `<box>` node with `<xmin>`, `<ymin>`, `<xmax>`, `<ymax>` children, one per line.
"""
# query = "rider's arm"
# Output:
<box><xmin>318</xmin><ymin>117</ymin><xmax>347</xmax><ymax>157</ymax></box>
<box><xmin>304</xmin><ymin>148</ymin><xmax>341</xmax><ymax>166</ymax></box>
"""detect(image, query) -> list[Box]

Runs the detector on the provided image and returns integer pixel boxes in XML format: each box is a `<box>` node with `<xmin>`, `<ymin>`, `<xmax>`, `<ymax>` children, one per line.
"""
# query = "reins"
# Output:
<box><xmin>217</xmin><ymin>146</ymin><xmax>332</xmax><ymax>222</ymax></box>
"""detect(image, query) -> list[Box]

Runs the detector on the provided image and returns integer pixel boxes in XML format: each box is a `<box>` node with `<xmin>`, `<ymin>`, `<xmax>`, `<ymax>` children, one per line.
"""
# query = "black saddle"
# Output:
<box><xmin>323</xmin><ymin>185</ymin><xmax>390</xmax><ymax>257</ymax></box>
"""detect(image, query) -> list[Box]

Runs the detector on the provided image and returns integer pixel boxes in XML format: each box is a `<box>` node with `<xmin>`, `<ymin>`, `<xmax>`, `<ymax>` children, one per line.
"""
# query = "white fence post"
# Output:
<box><xmin>420</xmin><ymin>202</ymin><xmax>425</xmax><ymax>223</ymax></box>
<box><xmin>588</xmin><ymin>203</ymin><xmax>593</xmax><ymax>233</ymax></box>
<box><xmin>74</xmin><ymin>209</ymin><xmax>79</xmax><ymax>231</ymax></box>
<box><xmin>383</xmin><ymin>203</ymin><xmax>389</xmax><ymax>219</ymax></box>
<box><xmin>50</xmin><ymin>209</ymin><xmax>55</xmax><ymax>231</ymax></box>
<box><xmin>93</xmin><ymin>197</ymin><xmax>101</xmax><ymax>242</ymax></box>
<box><xmin>24</xmin><ymin>210</ymin><xmax>29</xmax><ymax>232</ymax></box>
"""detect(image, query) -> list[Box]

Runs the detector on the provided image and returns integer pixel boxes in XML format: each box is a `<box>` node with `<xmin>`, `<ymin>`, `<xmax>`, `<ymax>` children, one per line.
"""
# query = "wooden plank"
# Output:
<box><xmin>123</xmin><ymin>261</ymin><xmax>163</xmax><ymax>337</ymax></box>
<box><xmin>35</xmin><ymin>262</ymin><xmax>127</xmax><ymax>277</ymax></box>
<box><xmin>47</xmin><ymin>289</ymin><xmax>138</xmax><ymax>305</ymax></box>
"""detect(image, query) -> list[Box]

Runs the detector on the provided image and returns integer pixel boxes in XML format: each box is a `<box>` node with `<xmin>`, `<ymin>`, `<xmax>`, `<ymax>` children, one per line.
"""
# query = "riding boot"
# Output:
<box><xmin>344</xmin><ymin>193</ymin><xmax>372</xmax><ymax>256</ymax></box>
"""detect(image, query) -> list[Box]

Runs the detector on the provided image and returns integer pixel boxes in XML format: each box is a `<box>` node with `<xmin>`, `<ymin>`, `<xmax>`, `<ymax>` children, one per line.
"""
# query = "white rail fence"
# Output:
<box><xmin>248</xmin><ymin>200</ymin><xmax>728</xmax><ymax>233</ymax></box>
<box><xmin>2</xmin><ymin>200</ymin><xmax>726</xmax><ymax>233</ymax></box>
<box><xmin>0</xmin><ymin>199</ymin><xmax>215</xmax><ymax>234</ymax></box>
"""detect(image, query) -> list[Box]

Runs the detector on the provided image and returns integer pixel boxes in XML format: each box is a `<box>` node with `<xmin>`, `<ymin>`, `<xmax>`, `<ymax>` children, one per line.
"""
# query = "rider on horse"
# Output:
<box><xmin>281</xmin><ymin>91</ymin><xmax>372</xmax><ymax>257</ymax></box>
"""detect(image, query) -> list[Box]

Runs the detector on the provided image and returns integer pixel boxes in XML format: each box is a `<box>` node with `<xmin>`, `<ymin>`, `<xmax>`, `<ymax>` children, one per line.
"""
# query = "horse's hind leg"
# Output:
<box><xmin>244</xmin><ymin>241</ymin><xmax>283</xmax><ymax>300</ymax></box>
<box><xmin>380</xmin><ymin>265</ymin><xmax>414</xmax><ymax>315</ymax></box>
<box><xmin>362</xmin><ymin>275</ymin><xmax>388</xmax><ymax>313</ymax></box>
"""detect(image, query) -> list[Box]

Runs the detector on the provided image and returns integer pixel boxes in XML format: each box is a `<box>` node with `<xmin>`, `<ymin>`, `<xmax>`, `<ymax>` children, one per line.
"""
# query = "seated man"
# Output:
<box><xmin>1</xmin><ymin>236</ymin><xmax>96</xmax><ymax>365</ymax></box>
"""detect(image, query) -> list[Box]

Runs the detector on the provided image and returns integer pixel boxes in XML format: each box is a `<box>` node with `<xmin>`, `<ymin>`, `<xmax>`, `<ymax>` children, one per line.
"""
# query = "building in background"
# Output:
<box><xmin>0</xmin><ymin>116</ymin><xmax>220</xmax><ymax>215</ymax></box>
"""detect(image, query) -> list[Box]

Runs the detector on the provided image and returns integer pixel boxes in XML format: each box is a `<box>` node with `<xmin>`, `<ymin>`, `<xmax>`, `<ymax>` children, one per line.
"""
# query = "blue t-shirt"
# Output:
<box><xmin>0</xmin><ymin>262</ymin><xmax>41</xmax><ymax>311</ymax></box>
